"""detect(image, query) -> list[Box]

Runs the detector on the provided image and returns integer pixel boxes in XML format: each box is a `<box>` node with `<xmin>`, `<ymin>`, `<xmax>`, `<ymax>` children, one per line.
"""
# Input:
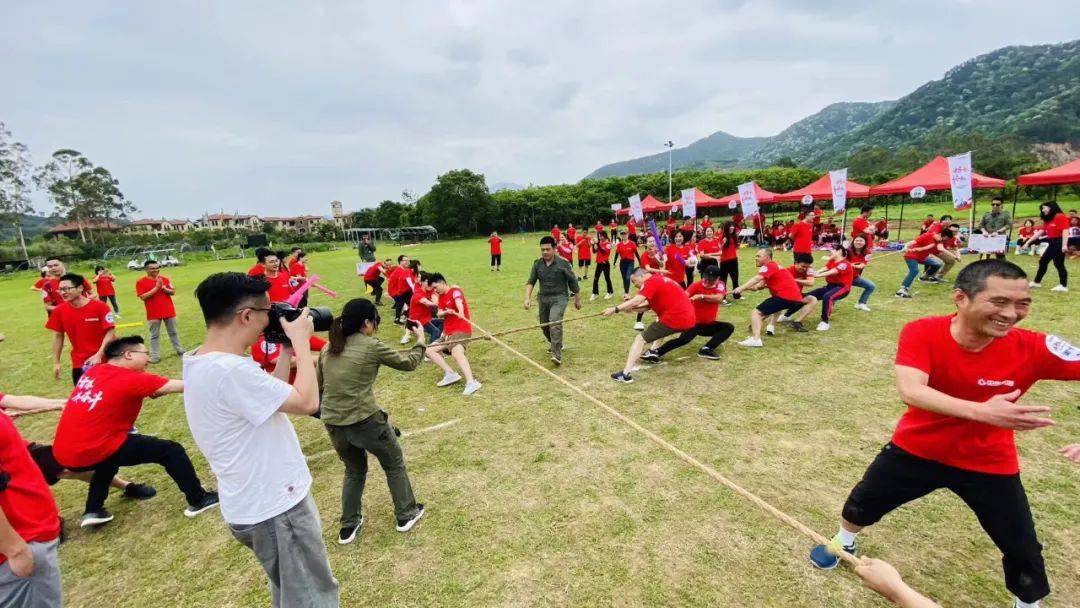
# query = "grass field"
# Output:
<box><xmin>3</xmin><ymin>234</ymin><xmax>1078</xmax><ymax>607</ymax></box>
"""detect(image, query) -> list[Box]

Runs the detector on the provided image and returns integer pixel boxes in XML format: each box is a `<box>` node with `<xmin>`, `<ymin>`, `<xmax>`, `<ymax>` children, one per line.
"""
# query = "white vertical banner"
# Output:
<box><xmin>681</xmin><ymin>188</ymin><xmax>697</xmax><ymax>218</ymax></box>
<box><xmin>947</xmin><ymin>151</ymin><xmax>973</xmax><ymax>210</ymax></box>
<box><xmin>829</xmin><ymin>168</ymin><xmax>848</xmax><ymax>214</ymax></box>
<box><xmin>737</xmin><ymin>182</ymin><xmax>759</xmax><ymax>218</ymax></box>
<box><xmin>610</xmin><ymin>203</ymin><xmax>622</xmax><ymax>212</ymax></box>
<box><xmin>628</xmin><ymin>194</ymin><xmax>643</xmax><ymax>221</ymax></box>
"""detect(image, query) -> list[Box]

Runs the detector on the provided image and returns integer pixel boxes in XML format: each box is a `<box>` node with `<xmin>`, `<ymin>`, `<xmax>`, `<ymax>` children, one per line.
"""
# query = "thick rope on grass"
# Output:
<box><xmin>457</xmin><ymin>310</ymin><xmax>608</xmax><ymax>344</ymax></box>
<box><xmin>462</xmin><ymin>315</ymin><xmax>861</xmax><ymax>568</ymax></box>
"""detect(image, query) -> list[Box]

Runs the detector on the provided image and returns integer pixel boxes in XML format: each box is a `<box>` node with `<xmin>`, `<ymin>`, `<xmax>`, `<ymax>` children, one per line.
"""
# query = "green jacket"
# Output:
<box><xmin>526</xmin><ymin>257</ymin><xmax>580</xmax><ymax>299</ymax></box>
<box><xmin>317</xmin><ymin>333</ymin><xmax>425</xmax><ymax>426</ymax></box>
<box><xmin>358</xmin><ymin>240</ymin><xmax>377</xmax><ymax>262</ymax></box>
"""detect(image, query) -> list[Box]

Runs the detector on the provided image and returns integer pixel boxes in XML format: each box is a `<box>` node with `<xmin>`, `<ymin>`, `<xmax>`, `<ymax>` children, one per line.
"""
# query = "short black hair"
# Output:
<box><xmin>59</xmin><ymin>272</ymin><xmax>85</xmax><ymax>288</ymax></box>
<box><xmin>256</xmin><ymin>248</ymin><xmax>275</xmax><ymax>263</ymax></box>
<box><xmin>954</xmin><ymin>259</ymin><xmax>1027</xmax><ymax>296</ymax></box>
<box><xmin>290</xmin><ymin>246</ymin><xmax>301</xmax><ymax>254</ymax></box>
<box><xmin>793</xmin><ymin>252</ymin><xmax>813</xmax><ymax>265</ymax></box>
<box><xmin>428</xmin><ymin>272</ymin><xmax>446</xmax><ymax>285</ymax></box>
<box><xmin>144</xmin><ymin>259</ymin><xmax>159</xmax><ymax>268</ymax></box>
<box><xmin>195</xmin><ymin>272</ymin><xmax>271</xmax><ymax>327</ymax></box>
<box><xmin>701</xmin><ymin>265</ymin><xmax>722</xmax><ymax>281</ymax></box>
<box><xmin>539</xmin><ymin>236</ymin><xmax>556</xmax><ymax>247</ymax></box>
<box><xmin>940</xmin><ymin>214</ymin><xmax>953</xmax><ymax>222</ymax></box>
<box><xmin>991</xmin><ymin>197</ymin><xmax>1003</xmax><ymax>204</ymax></box>
<box><xmin>860</xmin><ymin>205</ymin><xmax>872</xmax><ymax>214</ymax></box>
<box><xmin>397</xmin><ymin>254</ymin><xmax>407</xmax><ymax>263</ymax></box>
<box><xmin>105</xmin><ymin>335</ymin><xmax>145</xmax><ymax>359</ymax></box>
<box><xmin>95</xmin><ymin>265</ymin><xmax>106</xmax><ymax>273</ymax></box>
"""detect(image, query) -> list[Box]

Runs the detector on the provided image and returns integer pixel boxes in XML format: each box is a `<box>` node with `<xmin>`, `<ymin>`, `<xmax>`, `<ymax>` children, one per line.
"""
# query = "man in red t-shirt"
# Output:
<box><xmin>93</xmin><ymin>265</ymin><xmax>120</xmax><ymax>315</ymax></box>
<box><xmin>551</xmin><ymin>224</ymin><xmax>561</xmax><ymax>242</ymax></box>
<box><xmin>603</xmin><ymin>268</ymin><xmax>696</xmax><ymax>383</ymax></box>
<box><xmin>386</xmin><ymin>255</ymin><xmax>416</xmax><ymax>325</ymax></box>
<box><xmin>850</xmin><ymin>206</ymin><xmax>875</xmax><ymax>242</ymax></box>
<box><xmin>920</xmin><ymin>215</ymin><xmax>935</xmax><ymax>234</ymax></box>
<box><xmin>52</xmin><ymin>336</ymin><xmax>218</xmax><ymax>528</ymax></box>
<box><xmin>897</xmin><ymin>230</ymin><xmax>945</xmax><ymax>298</ymax></box>
<box><xmin>0</xmin><ymin>410</ymin><xmax>62</xmax><ymax>602</ymax></box>
<box><xmin>488</xmin><ymin>231</ymin><xmax>503</xmax><ymax>271</ymax></box>
<box><xmin>788</xmin><ymin>214</ymin><xmax>814</xmax><ymax>264</ymax></box>
<box><xmin>46</xmin><ymin>272</ymin><xmax>116</xmax><ymax>384</ymax></box>
<box><xmin>247</xmin><ymin>247</ymin><xmax>270</xmax><ymax>277</ymax></box>
<box><xmin>425</xmin><ymin>274</ymin><xmax>481</xmax><ymax>396</ymax></box>
<box><xmin>259</xmin><ymin>250</ymin><xmax>296</xmax><ymax>304</ymax></box>
<box><xmin>136</xmin><ymin>260</ymin><xmax>184</xmax><ymax>363</ymax></box>
<box><xmin>811</xmin><ymin>260</ymin><xmax>1079</xmax><ymax>607</ymax></box>
<box><xmin>40</xmin><ymin>258</ymin><xmax>92</xmax><ymax>315</ymax></box>
<box><xmin>575</xmin><ymin>233</ymin><xmax>592</xmax><ymax>279</ymax></box>
<box><xmin>640</xmin><ymin>265</ymin><xmax>734</xmax><ymax>361</ymax></box>
<box><xmin>363</xmin><ymin>259</ymin><xmax>389</xmax><ymax>305</ymax></box>
<box><xmin>251</xmin><ymin>334</ymin><xmax>327</xmax><ymax>383</ymax></box>
<box><xmin>729</xmin><ymin>249</ymin><xmax>811</xmax><ymax>347</ymax></box>
<box><xmin>936</xmin><ymin>222</ymin><xmax>964</xmax><ymax>280</ymax></box>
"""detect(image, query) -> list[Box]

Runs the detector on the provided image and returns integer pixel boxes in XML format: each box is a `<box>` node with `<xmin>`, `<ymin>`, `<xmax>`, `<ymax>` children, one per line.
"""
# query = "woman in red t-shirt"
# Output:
<box><xmin>1030</xmin><ymin>201</ymin><xmax>1069</xmax><ymax>290</ymax></box>
<box><xmin>806</xmin><ymin>244</ymin><xmax>854</xmax><ymax>330</ymax></box>
<box><xmin>1016</xmin><ymin>219</ymin><xmax>1037</xmax><ymax>255</ymax></box>
<box><xmin>719</xmin><ymin>221</ymin><xmax>741</xmax><ymax>300</ymax></box>
<box><xmin>591</xmin><ymin>232</ymin><xmax>614</xmax><ymax>300</ymax></box>
<box><xmin>849</xmin><ymin>235</ymin><xmax>875</xmax><ymax>311</ymax></box>
<box><xmin>487</xmin><ymin>231</ymin><xmax>503</xmax><ymax>271</ymax></box>
<box><xmin>93</xmin><ymin>265</ymin><xmax>120</xmax><ymax>315</ymax></box>
<box><xmin>696</xmin><ymin>226</ymin><xmax>721</xmax><ymax>273</ymax></box>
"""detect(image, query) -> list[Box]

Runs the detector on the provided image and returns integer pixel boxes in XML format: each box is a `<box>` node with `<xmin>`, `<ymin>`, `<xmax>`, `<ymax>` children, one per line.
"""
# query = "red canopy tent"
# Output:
<box><xmin>868</xmin><ymin>156</ymin><xmax>1006</xmax><ymax>240</ymax></box>
<box><xmin>714</xmin><ymin>182</ymin><xmax>783</xmax><ymax>207</ymax></box>
<box><xmin>775</xmin><ymin>174</ymin><xmax>871</xmax><ymax>202</ymax></box>
<box><xmin>670</xmin><ymin>188</ymin><xmax>723</xmax><ymax>209</ymax></box>
<box><xmin>616</xmin><ymin>194</ymin><xmax>673</xmax><ymax>216</ymax></box>
<box><xmin>1017</xmin><ymin>158</ymin><xmax>1080</xmax><ymax>186</ymax></box>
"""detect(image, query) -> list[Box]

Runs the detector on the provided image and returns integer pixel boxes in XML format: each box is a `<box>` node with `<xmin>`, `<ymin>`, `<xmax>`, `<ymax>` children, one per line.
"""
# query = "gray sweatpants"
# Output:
<box><xmin>228</xmin><ymin>494</ymin><xmax>340</xmax><ymax>608</ymax></box>
<box><xmin>538</xmin><ymin>295</ymin><xmax>568</xmax><ymax>358</ymax></box>
<box><xmin>0</xmin><ymin>539</ymin><xmax>62</xmax><ymax>608</ymax></box>
<box><xmin>148</xmin><ymin>316</ymin><xmax>183</xmax><ymax>360</ymax></box>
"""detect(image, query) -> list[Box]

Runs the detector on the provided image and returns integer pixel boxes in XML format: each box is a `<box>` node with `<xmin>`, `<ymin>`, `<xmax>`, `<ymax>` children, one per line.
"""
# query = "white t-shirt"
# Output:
<box><xmin>182</xmin><ymin>351</ymin><xmax>311</xmax><ymax>525</ymax></box>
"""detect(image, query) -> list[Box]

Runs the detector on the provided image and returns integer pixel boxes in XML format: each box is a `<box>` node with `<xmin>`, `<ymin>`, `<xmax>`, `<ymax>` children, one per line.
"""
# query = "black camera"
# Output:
<box><xmin>264</xmin><ymin>302</ymin><xmax>333</xmax><ymax>344</ymax></box>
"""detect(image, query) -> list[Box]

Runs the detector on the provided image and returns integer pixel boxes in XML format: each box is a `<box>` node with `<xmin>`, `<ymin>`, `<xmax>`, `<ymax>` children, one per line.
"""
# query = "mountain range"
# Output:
<box><xmin>586</xmin><ymin>39</ymin><xmax>1080</xmax><ymax>179</ymax></box>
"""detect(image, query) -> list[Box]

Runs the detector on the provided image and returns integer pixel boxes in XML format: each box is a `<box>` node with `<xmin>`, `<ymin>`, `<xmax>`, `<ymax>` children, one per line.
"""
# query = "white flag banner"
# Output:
<box><xmin>628</xmin><ymin>194</ymin><xmax>643</xmax><ymax>221</ymax></box>
<box><xmin>611</xmin><ymin>203</ymin><xmax>622</xmax><ymax>212</ymax></box>
<box><xmin>968</xmin><ymin>234</ymin><xmax>1008</xmax><ymax>254</ymax></box>
<box><xmin>947</xmin><ymin>151</ymin><xmax>973</xmax><ymax>210</ymax></box>
<box><xmin>829</xmin><ymin>168</ymin><xmax>848</xmax><ymax>214</ymax></box>
<box><xmin>737</xmin><ymin>182</ymin><xmax>759</xmax><ymax>218</ymax></box>
<box><xmin>681</xmin><ymin>188</ymin><xmax>697</xmax><ymax>218</ymax></box>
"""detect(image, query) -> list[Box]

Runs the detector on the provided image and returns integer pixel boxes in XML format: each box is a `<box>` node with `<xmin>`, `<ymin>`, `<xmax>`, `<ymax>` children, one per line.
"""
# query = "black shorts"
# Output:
<box><xmin>756</xmin><ymin>296</ymin><xmax>804</xmax><ymax>316</ymax></box>
<box><xmin>641</xmin><ymin>321</ymin><xmax>684</xmax><ymax>342</ymax></box>
<box><xmin>578</xmin><ymin>259</ymin><xmax>591</xmax><ymax>267</ymax></box>
<box><xmin>28</xmin><ymin>443</ymin><xmax>64</xmax><ymax>486</ymax></box>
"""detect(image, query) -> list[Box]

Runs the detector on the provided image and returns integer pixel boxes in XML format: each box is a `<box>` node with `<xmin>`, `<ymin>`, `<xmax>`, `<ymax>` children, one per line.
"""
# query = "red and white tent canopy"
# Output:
<box><xmin>1017</xmin><ymin>158</ymin><xmax>1080</xmax><ymax>187</ymax></box>
<box><xmin>616</xmin><ymin>194</ymin><xmax>673</xmax><ymax>216</ymax></box>
<box><xmin>868</xmin><ymin>156</ymin><xmax>1005</xmax><ymax>196</ymax></box>
<box><xmin>669</xmin><ymin>188</ymin><xmax>724</xmax><ymax>208</ymax></box>
<box><xmin>715</xmin><ymin>183</ymin><xmax>783</xmax><ymax>207</ymax></box>
<box><xmin>775</xmin><ymin>174</ymin><xmax>871</xmax><ymax>202</ymax></box>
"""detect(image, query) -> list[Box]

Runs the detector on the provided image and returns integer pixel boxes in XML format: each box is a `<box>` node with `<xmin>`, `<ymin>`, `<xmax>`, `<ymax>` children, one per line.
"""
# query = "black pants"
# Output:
<box><xmin>98</xmin><ymin>294</ymin><xmax>119</xmax><ymax>313</ymax></box>
<box><xmin>684</xmin><ymin>266</ymin><xmax>695</xmax><ymax>287</ymax></box>
<box><xmin>71</xmin><ymin>368</ymin><xmax>83</xmax><ymax>385</ymax></box>
<box><xmin>619</xmin><ymin>259</ymin><xmax>635</xmax><ymax>295</ymax></box>
<box><xmin>593</xmin><ymin>262</ymin><xmax>613</xmax><ymax>295</ymax></box>
<box><xmin>490</xmin><ymin>254</ymin><xmax>502</xmax><ymax>267</ymax></box>
<box><xmin>842</xmin><ymin>443</ymin><xmax>1048</xmax><ymax>603</ymax></box>
<box><xmin>1033</xmin><ymin>238</ymin><xmax>1067</xmax><ymax>286</ymax></box>
<box><xmin>392</xmin><ymin>292</ymin><xmax>411</xmax><ymax>322</ymax></box>
<box><xmin>365</xmin><ymin>277</ymin><xmax>384</xmax><ymax>304</ymax></box>
<box><xmin>72</xmin><ymin>433</ymin><xmax>207</xmax><ymax>512</ymax></box>
<box><xmin>719</xmin><ymin>259</ymin><xmax>740</xmax><ymax>299</ymax></box>
<box><xmin>655</xmin><ymin>322</ymin><xmax>734</xmax><ymax>356</ymax></box>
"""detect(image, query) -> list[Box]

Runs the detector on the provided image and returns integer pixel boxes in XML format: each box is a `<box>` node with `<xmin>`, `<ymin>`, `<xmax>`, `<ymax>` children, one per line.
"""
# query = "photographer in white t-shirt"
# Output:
<box><xmin>183</xmin><ymin>272</ymin><xmax>338</xmax><ymax>608</ymax></box>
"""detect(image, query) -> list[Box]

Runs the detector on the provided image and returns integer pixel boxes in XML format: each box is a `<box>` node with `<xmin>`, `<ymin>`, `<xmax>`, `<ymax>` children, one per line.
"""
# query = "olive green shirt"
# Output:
<box><xmin>526</xmin><ymin>257</ymin><xmax>580</xmax><ymax>299</ymax></box>
<box><xmin>317</xmin><ymin>333</ymin><xmax>425</xmax><ymax>426</ymax></box>
<box><xmin>979</xmin><ymin>210</ymin><xmax>1011</xmax><ymax>234</ymax></box>
<box><xmin>358</xmin><ymin>240</ymin><xmax>376</xmax><ymax>262</ymax></box>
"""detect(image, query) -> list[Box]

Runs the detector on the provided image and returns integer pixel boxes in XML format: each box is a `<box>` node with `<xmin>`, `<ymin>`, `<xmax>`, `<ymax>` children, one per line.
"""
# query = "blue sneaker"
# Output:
<box><xmin>809</xmin><ymin>538</ymin><xmax>855</xmax><ymax>570</ymax></box>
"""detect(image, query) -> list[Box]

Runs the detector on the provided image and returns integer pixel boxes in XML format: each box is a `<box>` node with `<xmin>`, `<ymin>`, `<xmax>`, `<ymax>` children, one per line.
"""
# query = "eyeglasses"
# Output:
<box><xmin>128</xmin><ymin>349</ymin><xmax>151</xmax><ymax>356</ymax></box>
<box><xmin>236</xmin><ymin>306</ymin><xmax>272</xmax><ymax>315</ymax></box>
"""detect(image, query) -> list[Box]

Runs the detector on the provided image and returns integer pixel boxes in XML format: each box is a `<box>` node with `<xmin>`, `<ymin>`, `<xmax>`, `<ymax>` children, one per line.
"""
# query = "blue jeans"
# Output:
<box><xmin>901</xmin><ymin>258</ymin><xmax>942</xmax><ymax>289</ymax></box>
<box><xmin>852</xmin><ymin>275</ymin><xmax>876</xmax><ymax>305</ymax></box>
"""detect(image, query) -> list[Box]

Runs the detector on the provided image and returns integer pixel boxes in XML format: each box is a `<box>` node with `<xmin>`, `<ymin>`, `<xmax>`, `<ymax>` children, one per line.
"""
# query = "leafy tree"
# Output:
<box><xmin>33</xmin><ymin>150</ymin><xmax>135</xmax><ymax>244</ymax></box>
<box><xmin>416</xmin><ymin>169</ymin><xmax>492</xmax><ymax>236</ymax></box>
<box><xmin>773</xmin><ymin>156</ymin><xmax>798</xmax><ymax>168</ymax></box>
<box><xmin>0</xmin><ymin>122</ymin><xmax>35</xmax><ymax>260</ymax></box>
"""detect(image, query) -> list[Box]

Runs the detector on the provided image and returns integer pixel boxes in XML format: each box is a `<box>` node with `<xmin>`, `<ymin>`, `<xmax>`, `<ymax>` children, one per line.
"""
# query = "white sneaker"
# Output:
<box><xmin>436</xmin><ymin>372</ymin><xmax>462</xmax><ymax>387</ymax></box>
<box><xmin>765</xmin><ymin>324</ymin><xmax>776</xmax><ymax>336</ymax></box>
<box><xmin>633</xmin><ymin>322</ymin><xmax>645</xmax><ymax>331</ymax></box>
<box><xmin>738</xmin><ymin>337</ymin><xmax>763</xmax><ymax>348</ymax></box>
<box><xmin>462</xmin><ymin>380</ymin><xmax>482</xmax><ymax>396</ymax></box>
<box><xmin>604</xmin><ymin>293</ymin><xmax>613</xmax><ymax>300</ymax></box>
<box><xmin>400</xmin><ymin>335</ymin><xmax>410</xmax><ymax>344</ymax></box>
<box><xmin>776</xmin><ymin>314</ymin><xmax>790</xmax><ymax>322</ymax></box>
<box><xmin>589</xmin><ymin>294</ymin><xmax>597</xmax><ymax>302</ymax></box>
<box><xmin>1051</xmin><ymin>284</ymin><xmax>1068</xmax><ymax>292</ymax></box>
<box><xmin>855</xmin><ymin>303</ymin><xmax>871</xmax><ymax>312</ymax></box>
<box><xmin>817</xmin><ymin>322</ymin><xmax>830</xmax><ymax>331</ymax></box>
<box><xmin>1029</xmin><ymin>281</ymin><xmax>1042</xmax><ymax>288</ymax></box>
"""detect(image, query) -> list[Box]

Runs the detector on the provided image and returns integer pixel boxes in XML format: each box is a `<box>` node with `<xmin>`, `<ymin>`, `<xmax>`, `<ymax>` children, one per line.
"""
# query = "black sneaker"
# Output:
<box><xmin>338</xmin><ymin>517</ymin><xmax>363</xmax><ymax>545</ymax></box>
<box><xmin>640</xmin><ymin>350</ymin><xmax>661</xmax><ymax>363</ymax></box>
<box><xmin>123</xmin><ymin>483</ymin><xmax>157</xmax><ymax>500</ymax></box>
<box><xmin>611</xmin><ymin>371</ymin><xmax>634</xmax><ymax>384</ymax></box>
<box><xmin>918</xmin><ymin>275</ymin><xmax>933</xmax><ymax>282</ymax></box>
<box><xmin>790</xmin><ymin>321</ymin><xmax>808</xmax><ymax>332</ymax></box>
<box><xmin>698</xmin><ymin>347</ymin><xmax>720</xmax><ymax>360</ymax></box>
<box><xmin>895</xmin><ymin>289</ymin><xmax>912</xmax><ymax>299</ymax></box>
<box><xmin>396</xmin><ymin>504</ymin><xmax>425</xmax><ymax>532</ymax></box>
<box><xmin>80</xmin><ymin>509</ymin><xmax>114</xmax><ymax>528</ymax></box>
<box><xmin>551</xmin><ymin>353</ymin><xmax>562</xmax><ymax>366</ymax></box>
<box><xmin>184</xmin><ymin>491</ymin><xmax>220</xmax><ymax>518</ymax></box>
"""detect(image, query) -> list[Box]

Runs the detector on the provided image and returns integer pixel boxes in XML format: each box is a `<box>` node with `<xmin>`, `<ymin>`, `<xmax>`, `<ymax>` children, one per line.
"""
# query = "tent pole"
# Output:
<box><xmin>1007</xmin><ymin>186</ymin><xmax>1019</xmax><ymax>246</ymax></box>
<box><xmin>1052</xmin><ymin>184</ymin><xmax>1058</xmax><ymax>202</ymax></box>
<box><xmin>897</xmin><ymin>197</ymin><xmax>906</xmax><ymax>243</ymax></box>
<box><xmin>840</xmin><ymin>206</ymin><xmax>849</xmax><ymax>242</ymax></box>
<box><xmin>968</xmin><ymin>196</ymin><xmax>976</xmax><ymax>240</ymax></box>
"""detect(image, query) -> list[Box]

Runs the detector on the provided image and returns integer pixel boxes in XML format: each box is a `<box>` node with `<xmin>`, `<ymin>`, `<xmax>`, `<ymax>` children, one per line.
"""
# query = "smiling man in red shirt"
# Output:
<box><xmin>729</xmin><ymin>248</ymin><xmax>811</xmax><ymax>347</ymax></box>
<box><xmin>603</xmin><ymin>268</ymin><xmax>695</xmax><ymax>383</ymax></box>
<box><xmin>810</xmin><ymin>260</ymin><xmax>1079</xmax><ymax>608</ymax></box>
<box><xmin>136</xmin><ymin>260</ymin><xmax>184</xmax><ymax>363</ymax></box>
<box><xmin>46</xmin><ymin>273</ymin><xmax>116</xmax><ymax>384</ymax></box>
<box><xmin>641</xmin><ymin>265</ymin><xmax>734</xmax><ymax>362</ymax></box>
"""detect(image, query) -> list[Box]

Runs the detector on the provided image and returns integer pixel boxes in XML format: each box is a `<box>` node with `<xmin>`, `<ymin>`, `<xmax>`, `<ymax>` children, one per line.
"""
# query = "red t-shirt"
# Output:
<box><xmin>627</xmin><ymin>220</ymin><xmax>637</xmax><ymax>235</ymax></box>
<box><xmin>488</xmin><ymin>236</ymin><xmax>503</xmax><ymax>255</ymax></box>
<box><xmin>665</xmin><ymin>220</ymin><xmax>677</xmax><ymax>236</ymax></box>
<box><xmin>1043</xmin><ymin>213</ymin><xmax>1069</xmax><ymax>239</ymax></box>
<box><xmin>771</xmin><ymin>227</ymin><xmax>785</xmax><ymax>241</ymax></box>
<box><xmin>785</xmin><ymin>264</ymin><xmax>810</xmax><ymax>287</ymax></box>
<box><xmin>438</xmin><ymin>287</ymin><xmax>471</xmax><ymax>336</ymax></box>
<box><xmin>1018</xmin><ymin>226</ymin><xmax>1035</xmax><ymax>239</ymax></box>
<box><xmin>265</xmin><ymin>272</ymin><xmax>295</xmax><ymax>303</ymax></box>
<box><xmin>595</xmin><ymin>223</ymin><xmax>604</xmax><ymax>234</ymax></box>
<box><xmin>874</xmin><ymin>220</ymin><xmax>889</xmax><ymax>235</ymax></box>
<box><xmin>595</xmin><ymin>241</ymin><xmax>612</xmax><ymax>264</ymax></box>
<box><xmin>638</xmin><ymin>275</ymin><xmax>695</xmax><ymax>331</ymax></box>
<box><xmin>663</xmin><ymin>244</ymin><xmax>689</xmax><ymax>284</ymax></box>
<box><xmin>576</xmin><ymin>236</ymin><xmax>592</xmax><ymax>261</ymax></box>
<box><xmin>247</xmin><ymin>263</ymin><xmax>265</xmax><ymax>277</ymax></box>
<box><xmin>697</xmin><ymin>238</ymin><xmax>720</xmax><ymax>256</ymax></box>
<box><xmin>567</xmin><ymin>228</ymin><xmax>577</xmax><ymax>243</ymax></box>
<box><xmin>700</xmin><ymin>220</ymin><xmax>713</xmax><ymax>231</ymax></box>
<box><xmin>289</xmin><ymin>261</ymin><xmax>308</xmax><ymax>278</ymax></box>
<box><xmin>789</xmin><ymin>222</ymin><xmax>813</xmax><ymax>254</ymax></box>
<box><xmin>824</xmin><ymin>258</ymin><xmax>854</xmax><ymax>288</ymax></box>
<box><xmin>733</xmin><ymin>213</ymin><xmax>744</xmax><ymax>227</ymax></box>
<box><xmin>941</xmin><ymin>234</ymin><xmax>960</xmax><ymax>249</ymax></box>
<box><xmin>135</xmin><ymin>276</ymin><xmax>177</xmax><ymax>320</ymax></box>
<box><xmin>409</xmin><ymin>287</ymin><xmax>434</xmax><ymax>325</ymax></box>
<box><xmin>45</xmin><ymin>299</ymin><xmax>116</xmax><ymax>369</ymax></box>
<box><xmin>41</xmin><ymin>277</ymin><xmax>92</xmax><ymax>307</ymax></box>
<box><xmin>904</xmin><ymin>232</ymin><xmax>939</xmax><ymax>262</ymax></box>
<box><xmin>363</xmin><ymin>262</ymin><xmax>384</xmax><ymax>281</ymax></box>
<box><xmin>33</xmin><ymin>277</ymin><xmax>47</xmax><ymax>290</ymax></box>
<box><xmin>552</xmin><ymin>227</ymin><xmax>561</xmax><ymax>241</ymax></box>
<box><xmin>557</xmin><ymin>242</ymin><xmax>574</xmax><ymax>262</ymax></box>
<box><xmin>640</xmin><ymin>250</ymin><xmax>662</xmax><ymax>270</ymax></box>
<box><xmin>926</xmin><ymin>222</ymin><xmax>944</xmax><ymax>235</ymax></box>
<box><xmin>94</xmin><ymin>274</ymin><xmax>116</xmax><ymax>297</ymax></box>
<box><xmin>386</xmin><ymin>266</ymin><xmax>415</xmax><ymax>298</ymax></box>
<box><xmin>720</xmin><ymin>236</ymin><xmax>738</xmax><ymax>262</ymax></box>
<box><xmin>615</xmin><ymin>241</ymin><xmax>638</xmax><ymax>261</ymax></box>
<box><xmin>812</xmin><ymin>208</ymin><xmax>823</xmax><ymax>225</ymax></box>
<box><xmin>921</xmin><ymin>219</ymin><xmax>934</xmax><ymax>232</ymax></box>
<box><xmin>251</xmin><ymin>335</ymin><xmax>327</xmax><ymax>383</ymax></box>
<box><xmin>685</xmin><ymin>280</ymin><xmax>726</xmax><ymax>325</ymax></box>
<box><xmin>53</xmin><ymin>364</ymin><xmax>169</xmax><ymax>468</ymax></box>
<box><xmin>892</xmin><ymin>315</ymin><xmax>1080</xmax><ymax>474</ymax></box>
<box><xmin>0</xmin><ymin>416</ymin><xmax>61</xmax><ymax>563</ymax></box>
<box><xmin>758</xmin><ymin>261</ymin><xmax>803</xmax><ymax>301</ymax></box>
<box><xmin>851</xmin><ymin>216</ymin><xmax>870</xmax><ymax>239</ymax></box>
<box><xmin>849</xmin><ymin>250</ymin><xmax>871</xmax><ymax>276</ymax></box>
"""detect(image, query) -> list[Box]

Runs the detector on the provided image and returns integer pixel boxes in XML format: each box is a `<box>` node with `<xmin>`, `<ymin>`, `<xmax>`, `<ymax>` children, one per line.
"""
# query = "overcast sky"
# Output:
<box><xmin>2</xmin><ymin>1</ymin><xmax>1077</xmax><ymax>218</ymax></box>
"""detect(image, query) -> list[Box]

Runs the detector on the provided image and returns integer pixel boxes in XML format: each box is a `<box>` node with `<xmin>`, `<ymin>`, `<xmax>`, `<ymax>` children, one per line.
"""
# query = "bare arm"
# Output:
<box><xmin>0</xmin><ymin>510</ymin><xmax>33</xmax><ymax>577</ymax></box>
<box><xmin>150</xmin><ymin>379</ymin><xmax>184</xmax><ymax>398</ymax></box>
<box><xmin>87</xmin><ymin>328</ymin><xmax>117</xmax><ymax>366</ymax></box>
<box><xmin>271</xmin><ymin>346</ymin><xmax>294</xmax><ymax>383</ymax></box>
<box><xmin>0</xmin><ymin>394</ymin><xmax>65</xmax><ymax>412</ymax></box>
<box><xmin>277</xmin><ymin>313</ymin><xmax>319</xmax><ymax>415</ymax></box>
<box><xmin>895</xmin><ymin>365</ymin><xmax>1053</xmax><ymax>430</ymax></box>
<box><xmin>731</xmin><ymin>274</ymin><xmax>765</xmax><ymax>295</ymax></box>
<box><xmin>51</xmin><ymin>332</ymin><xmax>65</xmax><ymax>380</ymax></box>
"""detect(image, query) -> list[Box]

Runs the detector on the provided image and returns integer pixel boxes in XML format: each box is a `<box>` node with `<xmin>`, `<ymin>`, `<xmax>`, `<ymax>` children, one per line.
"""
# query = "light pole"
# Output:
<box><xmin>665</xmin><ymin>141</ymin><xmax>674</xmax><ymax>203</ymax></box>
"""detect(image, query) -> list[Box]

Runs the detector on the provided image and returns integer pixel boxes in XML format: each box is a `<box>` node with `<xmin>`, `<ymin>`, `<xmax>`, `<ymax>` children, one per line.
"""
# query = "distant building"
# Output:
<box><xmin>197</xmin><ymin>213</ymin><xmax>263</xmax><ymax>231</ymax></box>
<box><xmin>260</xmin><ymin>214</ymin><xmax>329</xmax><ymax>234</ymax></box>
<box><xmin>124</xmin><ymin>218</ymin><xmax>195</xmax><ymax>235</ymax></box>
<box><xmin>48</xmin><ymin>220</ymin><xmax>124</xmax><ymax>240</ymax></box>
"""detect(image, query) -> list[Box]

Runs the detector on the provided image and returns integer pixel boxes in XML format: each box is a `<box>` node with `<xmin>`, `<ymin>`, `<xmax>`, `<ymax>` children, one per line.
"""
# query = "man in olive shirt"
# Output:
<box><xmin>357</xmin><ymin>234</ymin><xmax>377</xmax><ymax>263</ymax></box>
<box><xmin>979</xmin><ymin>197</ymin><xmax>1011</xmax><ymax>259</ymax></box>
<box><xmin>317</xmin><ymin>299</ymin><xmax>427</xmax><ymax>543</ymax></box>
<box><xmin>524</xmin><ymin>235</ymin><xmax>582</xmax><ymax>366</ymax></box>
